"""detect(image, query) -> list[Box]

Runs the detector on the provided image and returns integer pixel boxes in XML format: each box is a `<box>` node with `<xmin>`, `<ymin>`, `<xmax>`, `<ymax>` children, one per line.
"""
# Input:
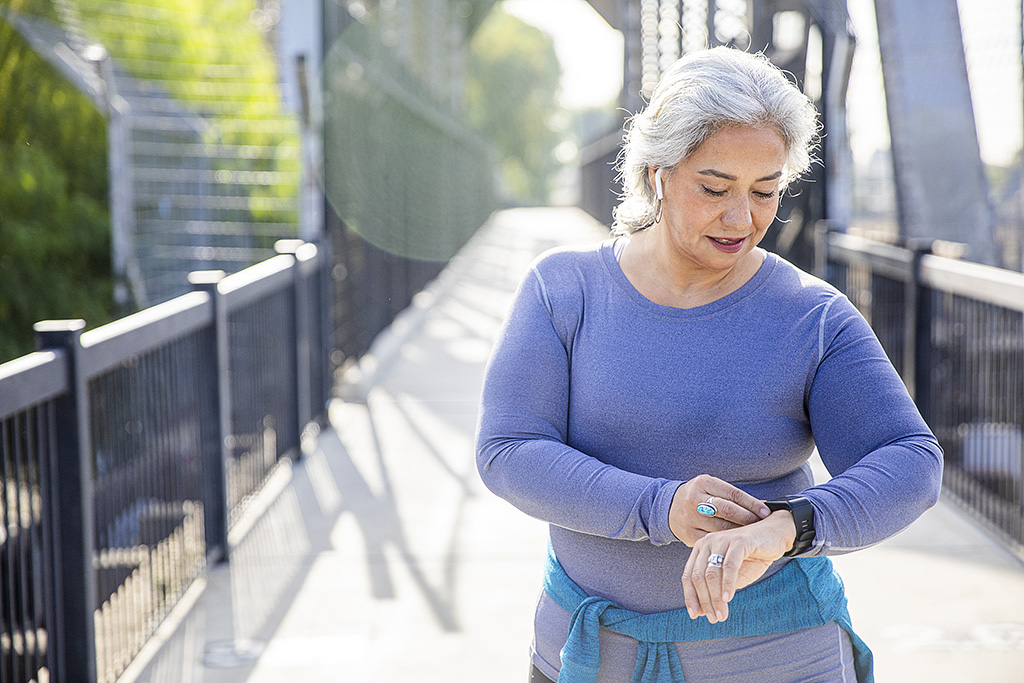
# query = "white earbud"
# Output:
<box><xmin>653</xmin><ymin>168</ymin><xmax>665</xmax><ymax>224</ymax></box>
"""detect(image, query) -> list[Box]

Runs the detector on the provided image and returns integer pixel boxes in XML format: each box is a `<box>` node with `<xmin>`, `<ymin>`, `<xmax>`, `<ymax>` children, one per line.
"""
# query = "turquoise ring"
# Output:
<box><xmin>696</xmin><ymin>497</ymin><xmax>718</xmax><ymax>517</ymax></box>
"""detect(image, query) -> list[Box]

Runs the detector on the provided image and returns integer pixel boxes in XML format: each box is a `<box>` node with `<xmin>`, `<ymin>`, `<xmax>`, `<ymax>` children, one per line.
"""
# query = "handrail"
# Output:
<box><xmin>0</xmin><ymin>238</ymin><xmax>333</xmax><ymax>683</ymax></box>
<box><xmin>824</xmin><ymin>229</ymin><xmax>1024</xmax><ymax>561</ymax></box>
<box><xmin>219</xmin><ymin>252</ymin><xmax>299</xmax><ymax>309</ymax></box>
<box><xmin>826</xmin><ymin>231</ymin><xmax>916</xmax><ymax>281</ymax></box>
<box><xmin>79</xmin><ymin>291</ymin><xmax>213</xmax><ymax>378</ymax></box>
<box><xmin>919</xmin><ymin>253</ymin><xmax>1024</xmax><ymax>312</ymax></box>
<box><xmin>0</xmin><ymin>350</ymin><xmax>67</xmax><ymax>417</ymax></box>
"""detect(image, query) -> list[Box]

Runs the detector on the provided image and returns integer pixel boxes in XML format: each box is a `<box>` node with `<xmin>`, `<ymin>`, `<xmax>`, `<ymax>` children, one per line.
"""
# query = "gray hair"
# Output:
<box><xmin>612</xmin><ymin>47</ymin><xmax>819</xmax><ymax>235</ymax></box>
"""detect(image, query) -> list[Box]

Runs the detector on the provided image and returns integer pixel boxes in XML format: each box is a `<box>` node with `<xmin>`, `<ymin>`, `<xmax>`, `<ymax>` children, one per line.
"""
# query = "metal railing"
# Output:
<box><xmin>822</xmin><ymin>229</ymin><xmax>1024</xmax><ymax>558</ymax></box>
<box><xmin>0</xmin><ymin>240</ymin><xmax>331</xmax><ymax>683</ymax></box>
<box><xmin>0</xmin><ymin>354</ymin><xmax>61</xmax><ymax>683</ymax></box>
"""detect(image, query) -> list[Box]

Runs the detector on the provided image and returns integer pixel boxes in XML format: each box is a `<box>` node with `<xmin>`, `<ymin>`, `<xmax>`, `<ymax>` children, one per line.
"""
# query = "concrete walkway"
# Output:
<box><xmin>133</xmin><ymin>207</ymin><xmax>1024</xmax><ymax>683</ymax></box>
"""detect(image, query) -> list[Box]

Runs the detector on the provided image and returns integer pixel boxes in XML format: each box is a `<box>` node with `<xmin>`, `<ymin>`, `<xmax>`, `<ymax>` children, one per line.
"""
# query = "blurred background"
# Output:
<box><xmin>3</xmin><ymin>0</ymin><xmax>1022</xmax><ymax>363</ymax></box>
<box><xmin>2</xmin><ymin>1</ymin><xmax>1024</xmax><ymax>682</ymax></box>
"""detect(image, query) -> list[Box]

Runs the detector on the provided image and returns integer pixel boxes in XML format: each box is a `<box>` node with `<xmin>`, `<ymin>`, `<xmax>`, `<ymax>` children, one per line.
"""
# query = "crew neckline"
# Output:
<box><xmin>602</xmin><ymin>238</ymin><xmax>777</xmax><ymax>319</ymax></box>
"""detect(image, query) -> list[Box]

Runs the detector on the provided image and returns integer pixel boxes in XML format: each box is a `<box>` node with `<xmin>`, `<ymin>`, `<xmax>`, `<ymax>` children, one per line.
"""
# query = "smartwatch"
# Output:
<box><xmin>764</xmin><ymin>496</ymin><xmax>816</xmax><ymax>557</ymax></box>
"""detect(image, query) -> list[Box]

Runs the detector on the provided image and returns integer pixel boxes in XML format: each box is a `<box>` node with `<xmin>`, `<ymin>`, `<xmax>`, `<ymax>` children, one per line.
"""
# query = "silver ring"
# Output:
<box><xmin>696</xmin><ymin>497</ymin><xmax>718</xmax><ymax>517</ymax></box>
<box><xmin>707</xmin><ymin>554</ymin><xmax>725</xmax><ymax>568</ymax></box>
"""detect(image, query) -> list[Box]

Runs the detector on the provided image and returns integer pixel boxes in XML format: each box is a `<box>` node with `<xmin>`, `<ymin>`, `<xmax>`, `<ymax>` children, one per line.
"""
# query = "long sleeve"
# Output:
<box><xmin>801</xmin><ymin>295</ymin><xmax>943</xmax><ymax>554</ymax></box>
<box><xmin>476</xmin><ymin>244</ymin><xmax>944</xmax><ymax>617</ymax></box>
<box><xmin>475</xmin><ymin>257</ymin><xmax>681</xmax><ymax>546</ymax></box>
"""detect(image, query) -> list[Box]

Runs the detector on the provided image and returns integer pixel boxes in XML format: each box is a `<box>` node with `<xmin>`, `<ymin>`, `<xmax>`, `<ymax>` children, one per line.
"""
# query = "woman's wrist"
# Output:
<box><xmin>764</xmin><ymin>496</ymin><xmax>816</xmax><ymax>556</ymax></box>
<box><xmin>761</xmin><ymin>510</ymin><xmax>798</xmax><ymax>557</ymax></box>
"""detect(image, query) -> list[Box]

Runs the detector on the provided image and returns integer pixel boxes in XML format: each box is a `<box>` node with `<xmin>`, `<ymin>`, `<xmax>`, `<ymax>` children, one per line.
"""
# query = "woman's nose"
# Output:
<box><xmin>721</xmin><ymin>195</ymin><xmax>753</xmax><ymax>229</ymax></box>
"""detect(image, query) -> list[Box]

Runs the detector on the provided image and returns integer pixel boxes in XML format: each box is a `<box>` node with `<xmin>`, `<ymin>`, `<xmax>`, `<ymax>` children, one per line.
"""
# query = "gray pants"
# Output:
<box><xmin>532</xmin><ymin>591</ymin><xmax>859</xmax><ymax>682</ymax></box>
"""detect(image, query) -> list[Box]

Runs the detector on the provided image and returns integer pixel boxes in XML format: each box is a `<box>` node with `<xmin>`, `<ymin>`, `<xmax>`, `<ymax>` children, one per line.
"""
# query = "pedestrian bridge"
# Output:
<box><xmin>2</xmin><ymin>208</ymin><xmax>1023</xmax><ymax>683</ymax></box>
<box><xmin>2</xmin><ymin>1</ymin><xmax>1024</xmax><ymax>682</ymax></box>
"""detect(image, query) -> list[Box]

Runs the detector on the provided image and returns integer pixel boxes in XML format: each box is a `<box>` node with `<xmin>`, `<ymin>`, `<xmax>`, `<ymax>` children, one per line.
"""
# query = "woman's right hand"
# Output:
<box><xmin>668</xmin><ymin>475</ymin><xmax>771</xmax><ymax>546</ymax></box>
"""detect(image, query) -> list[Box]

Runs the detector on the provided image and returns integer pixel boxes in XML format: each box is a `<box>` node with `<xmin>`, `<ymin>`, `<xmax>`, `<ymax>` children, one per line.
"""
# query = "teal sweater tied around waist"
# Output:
<box><xmin>543</xmin><ymin>545</ymin><xmax>873</xmax><ymax>683</ymax></box>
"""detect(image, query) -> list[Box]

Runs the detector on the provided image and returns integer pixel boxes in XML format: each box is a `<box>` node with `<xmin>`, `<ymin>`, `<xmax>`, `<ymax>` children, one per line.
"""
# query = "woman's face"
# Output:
<box><xmin>650</xmin><ymin>124</ymin><xmax>786</xmax><ymax>274</ymax></box>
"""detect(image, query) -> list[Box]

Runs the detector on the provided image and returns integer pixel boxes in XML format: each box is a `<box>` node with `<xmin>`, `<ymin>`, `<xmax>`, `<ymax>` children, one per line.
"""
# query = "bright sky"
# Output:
<box><xmin>502</xmin><ymin>0</ymin><xmax>624</xmax><ymax>110</ymax></box>
<box><xmin>505</xmin><ymin>0</ymin><xmax>1022</xmax><ymax>166</ymax></box>
<box><xmin>846</xmin><ymin>0</ymin><xmax>1022</xmax><ymax>167</ymax></box>
<box><xmin>956</xmin><ymin>0</ymin><xmax>1023</xmax><ymax>167</ymax></box>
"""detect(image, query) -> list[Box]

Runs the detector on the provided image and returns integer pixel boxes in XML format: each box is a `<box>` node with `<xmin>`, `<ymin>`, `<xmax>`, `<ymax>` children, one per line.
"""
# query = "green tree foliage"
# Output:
<box><xmin>0</xmin><ymin>0</ymin><xmax>115</xmax><ymax>363</ymax></box>
<box><xmin>466</xmin><ymin>7</ymin><xmax>563</xmax><ymax>204</ymax></box>
<box><xmin>0</xmin><ymin>0</ymin><xmax>299</xmax><ymax>363</ymax></box>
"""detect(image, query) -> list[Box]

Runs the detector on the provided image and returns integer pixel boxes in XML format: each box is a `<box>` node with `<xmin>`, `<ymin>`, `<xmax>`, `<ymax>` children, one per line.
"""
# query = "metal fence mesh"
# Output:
<box><xmin>0</xmin><ymin>403</ymin><xmax>57</xmax><ymax>683</ymax></box>
<box><xmin>89</xmin><ymin>331</ymin><xmax>213</xmax><ymax>682</ymax></box>
<box><xmin>226</xmin><ymin>287</ymin><xmax>299</xmax><ymax>522</ymax></box>
<box><xmin>69</xmin><ymin>0</ymin><xmax>303</xmax><ymax>307</ymax></box>
<box><xmin>929</xmin><ymin>291</ymin><xmax>1024</xmax><ymax>548</ymax></box>
<box><xmin>827</xmin><ymin>236</ymin><xmax>1024</xmax><ymax>559</ymax></box>
<box><xmin>322</xmin><ymin>9</ymin><xmax>495</xmax><ymax>363</ymax></box>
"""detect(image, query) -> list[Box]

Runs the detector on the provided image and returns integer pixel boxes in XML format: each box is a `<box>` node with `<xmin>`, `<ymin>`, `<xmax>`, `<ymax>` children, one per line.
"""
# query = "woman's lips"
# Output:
<box><xmin>708</xmin><ymin>236</ymin><xmax>746</xmax><ymax>253</ymax></box>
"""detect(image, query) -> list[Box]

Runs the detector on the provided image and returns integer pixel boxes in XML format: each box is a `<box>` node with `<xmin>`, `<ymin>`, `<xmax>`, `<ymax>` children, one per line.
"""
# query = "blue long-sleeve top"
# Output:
<box><xmin>476</xmin><ymin>241</ymin><xmax>943</xmax><ymax>617</ymax></box>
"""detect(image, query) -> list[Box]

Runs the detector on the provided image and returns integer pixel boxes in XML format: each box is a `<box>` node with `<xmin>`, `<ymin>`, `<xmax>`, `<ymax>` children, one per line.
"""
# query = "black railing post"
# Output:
<box><xmin>909</xmin><ymin>242</ymin><xmax>934</xmax><ymax>421</ymax></box>
<box><xmin>813</xmin><ymin>219</ymin><xmax>836</xmax><ymax>281</ymax></box>
<box><xmin>188</xmin><ymin>271</ymin><xmax>231</xmax><ymax>562</ymax></box>
<box><xmin>33</xmin><ymin>319</ymin><xmax>98</xmax><ymax>683</ymax></box>
<box><xmin>315</xmin><ymin>236</ymin><xmax>336</xmax><ymax>421</ymax></box>
<box><xmin>319</xmin><ymin>237</ymin><xmax>335</xmax><ymax>421</ymax></box>
<box><xmin>275</xmin><ymin>240</ymin><xmax>312</xmax><ymax>455</ymax></box>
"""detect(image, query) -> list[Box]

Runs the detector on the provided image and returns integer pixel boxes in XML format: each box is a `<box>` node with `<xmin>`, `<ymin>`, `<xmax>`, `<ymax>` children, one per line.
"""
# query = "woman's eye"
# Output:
<box><xmin>701</xmin><ymin>186</ymin><xmax>726</xmax><ymax>197</ymax></box>
<box><xmin>753</xmin><ymin>190</ymin><xmax>778</xmax><ymax>200</ymax></box>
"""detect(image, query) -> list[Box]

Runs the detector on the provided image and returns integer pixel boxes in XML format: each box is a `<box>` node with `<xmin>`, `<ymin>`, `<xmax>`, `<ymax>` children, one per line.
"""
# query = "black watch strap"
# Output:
<box><xmin>765</xmin><ymin>496</ymin><xmax>816</xmax><ymax>557</ymax></box>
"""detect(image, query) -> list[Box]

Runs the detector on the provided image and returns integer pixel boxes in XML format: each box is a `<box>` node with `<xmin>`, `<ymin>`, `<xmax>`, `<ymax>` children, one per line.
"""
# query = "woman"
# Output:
<box><xmin>475</xmin><ymin>47</ymin><xmax>942</xmax><ymax>683</ymax></box>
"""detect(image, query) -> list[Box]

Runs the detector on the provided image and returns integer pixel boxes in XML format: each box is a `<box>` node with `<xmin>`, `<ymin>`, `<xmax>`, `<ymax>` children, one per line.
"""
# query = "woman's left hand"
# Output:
<box><xmin>681</xmin><ymin>510</ymin><xmax>798</xmax><ymax>624</ymax></box>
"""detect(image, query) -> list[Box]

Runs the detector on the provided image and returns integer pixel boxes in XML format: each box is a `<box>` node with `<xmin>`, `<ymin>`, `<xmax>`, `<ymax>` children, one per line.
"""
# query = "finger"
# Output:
<box><xmin>701</xmin><ymin>551</ymin><xmax>727</xmax><ymax>623</ymax></box>
<box><xmin>682</xmin><ymin>550</ymin><xmax>712</xmax><ymax>620</ymax></box>
<box><xmin>712</xmin><ymin>486</ymin><xmax>771</xmax><ymax>520</ymax></box>
<box><xmin>705</xmin><ymin>498</ymin><xmax>762</xmax><ymax>527</ymax></box>
<box><xmin>693</xmin><ymin>495</ymin><xmax>755</xmax><ymax>532</ymax></box>
<box><xmin>710</xmin><ymin>546</ymin><xmax>747</xmax><ymax>624</ymax></box>
<box><xmin>681</xmin><ymin>556</ymin><xmax>703</xmax><ymax>619</ymax></box>
<box><xmin>719</xmin><ymin>547</ymin><xmax>741</xmax><ymax>612</ymax></box>
<box><xmin>690</xmin><ymin>551</ymin><xmax>720</xmax><ymax>623</ymax></box>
